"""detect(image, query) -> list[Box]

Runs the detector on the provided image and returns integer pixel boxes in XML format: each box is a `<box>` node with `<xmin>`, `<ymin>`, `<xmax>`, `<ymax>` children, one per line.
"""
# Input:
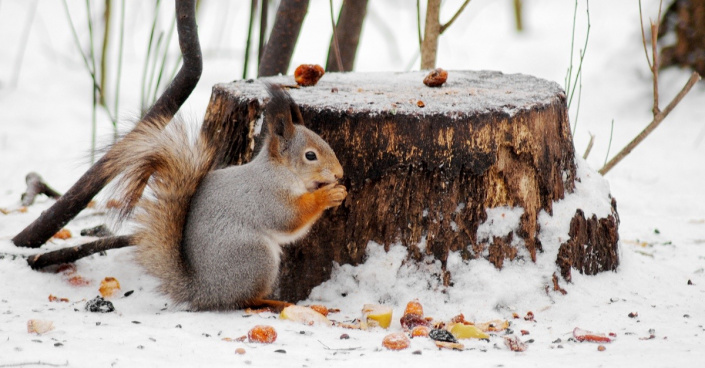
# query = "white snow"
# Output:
<box><xmin>2</xmin><ymin>0</ymin><xmax>705</xmax><ymax>367</ymax></box>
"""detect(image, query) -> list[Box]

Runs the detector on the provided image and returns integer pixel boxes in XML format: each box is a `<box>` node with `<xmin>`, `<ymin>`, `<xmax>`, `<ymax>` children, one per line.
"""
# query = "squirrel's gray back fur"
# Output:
<box><xmin>109</xmin><ymin>84</ymin><xmax>342</xmax><ymax>311</ymax></box>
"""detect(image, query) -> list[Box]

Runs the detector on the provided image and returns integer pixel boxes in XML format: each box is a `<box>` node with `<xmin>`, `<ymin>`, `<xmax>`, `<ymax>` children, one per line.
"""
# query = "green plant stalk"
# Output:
<box><xmin>145</xmin><ymin>32</ymin><xmax>164</xmax><ymax>111</ymax></box>
<box><xmin>61</xmin><ymin>0</ymin><xmax>115</xmax><ymax>123</ymax></box>
<box><xmin>141</xmin><ymin>0</ymin><xmax>162</xmax><ymax>114</ymax></box>
<box><xmin>99</xmin><ymin>0</ymin><xmax>111</xmax><ymax>107</ymax></box>
<box><xmin>151</xmin><ymin>14</ymin><xmax>177</xmax><ymax>105</ymax></box>
<box><xmin>112</xmin><ymin>0</ymin><xmax>125</xmax><ymax>141</ymax></box>
<box><xmin>85</xmin><ymin>0</ymin><xmax>99</xmax><ymax>163</ymax></box>
<box><xmin>243</xmin><ymin>0</ymin><xmax>258</xmax><ymax>79</ymax></box>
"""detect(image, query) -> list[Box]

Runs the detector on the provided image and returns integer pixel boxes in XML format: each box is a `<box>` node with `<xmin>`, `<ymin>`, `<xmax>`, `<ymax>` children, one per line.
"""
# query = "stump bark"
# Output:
<box><xmin>202</xmin><ymin>70</ymin><xmax>620</xmax><ymax>302</ymax></box>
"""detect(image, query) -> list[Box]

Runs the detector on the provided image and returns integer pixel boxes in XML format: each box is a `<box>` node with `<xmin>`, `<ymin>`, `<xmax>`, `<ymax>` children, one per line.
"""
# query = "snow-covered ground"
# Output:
<box><xmin>1</xmin><ymin>1</ymin><xmax>704</xmax><ymax>367</ymax></box>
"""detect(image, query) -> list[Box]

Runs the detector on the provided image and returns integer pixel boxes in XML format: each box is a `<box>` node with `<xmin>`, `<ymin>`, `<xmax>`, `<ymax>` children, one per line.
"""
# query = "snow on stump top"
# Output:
<box><xmin>202</xmin><ymin>70</ymin><xmax>619</xmax><ymax>302</ymax></box>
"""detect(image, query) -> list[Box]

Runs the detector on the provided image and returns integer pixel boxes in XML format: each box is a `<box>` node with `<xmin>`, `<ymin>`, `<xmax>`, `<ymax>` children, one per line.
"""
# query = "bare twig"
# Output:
<box><xmin>582</xmin><ymin>133</ymin><xmax>595</xmax><ymax>159</ymax></box>
<box><xmin>638</xmin><ymin>0</ymin><xmax>653</xmax><ymax>70</ymax></box>
<box><xmin>99</xmin><ymin>0</ymin><xmax>111</xmax><ymax>106</ymax></box>
<box><xmin>326</xmin><ymin>0</ymin><xmax>368</xmax><ymax>72</ymax></box>
<box><xmin>600</xmin><ymin>0</ymin><xmax>700</xmax><ymax>175</ymax></box>
<box><xmin>13</xmin><ymin>0</ymin><xmax>202</xmax><ymax>249</ymax></box>
<box><xmin>21</xmin><ymin>172</ymin><xmax>62</xmax><ymax>207</ymax></box>
<box><xmin>599</xmin><ymin>71</ymin><xmax>701</xmax><ymax>175</ymax></box>
<box><xmin>439</xmin><ymin>0</ymin><xmax>471</xmax><ymax>34</ymax></box>
<box><xmin>27</xmin><ymin>235</ymin><xmax>132</xmax><ymax>270</ymax></box>
<box><xmin>258</xmin><ymin>0</ymin><xmax>310</xmax><ymax>77</ymax></box>
<box><xmin>0</xmin><ymin>362</ymin><xmax>68</xmax><ymax>368</ymax></box>
<box><xmin>328</xmin><ymin>0</ymin><xmax>344</xmax><ymax>72</ymax></box>
<box><xmin>257</xmin><ymin>0</ymin><xmax>268</xmax><ymax>65</ymax></box>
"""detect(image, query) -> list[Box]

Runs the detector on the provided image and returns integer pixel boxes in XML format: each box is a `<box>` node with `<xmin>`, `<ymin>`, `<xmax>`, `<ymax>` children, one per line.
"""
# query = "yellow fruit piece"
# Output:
<box><xmin>361</xmin><ymin>304</ymin><xmax>393</xmax><ymax>330</ymax></box>
<box><xmin>450</xmin><ymin>323</ymin><xmax>490</xmax><ymax>339</ymax></box>
<box><xmin>280</xmin><ymin>305</ymin><xmax>332</xmax><ymax>326</ymax></box>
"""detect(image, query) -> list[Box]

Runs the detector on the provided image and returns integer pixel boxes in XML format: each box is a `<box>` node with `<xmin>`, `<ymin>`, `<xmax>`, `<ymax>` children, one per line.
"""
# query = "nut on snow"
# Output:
<box><xmin>295</xmin><ymin>64</ymin><xmax>325</xmax><ymax>86</ymax></box>
<box><xmin>423</xmin><ymin>68</ymin><xmax>448</xmax><ymax>87</ymax></box>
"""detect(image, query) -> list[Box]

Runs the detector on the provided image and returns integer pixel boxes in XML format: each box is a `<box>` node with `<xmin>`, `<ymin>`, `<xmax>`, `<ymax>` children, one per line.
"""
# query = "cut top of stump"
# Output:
<box><xmin>217</xmin><ymin>70</ymin><xmax>566</xmax><ymax>119</ymax></box>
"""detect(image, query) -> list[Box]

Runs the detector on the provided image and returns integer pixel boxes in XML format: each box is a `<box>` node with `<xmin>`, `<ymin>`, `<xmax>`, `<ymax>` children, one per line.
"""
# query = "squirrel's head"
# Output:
<box><xmin>264</xmin><ymin>84</ymin><xmax>343</xmax><ymax>191</ymax></box>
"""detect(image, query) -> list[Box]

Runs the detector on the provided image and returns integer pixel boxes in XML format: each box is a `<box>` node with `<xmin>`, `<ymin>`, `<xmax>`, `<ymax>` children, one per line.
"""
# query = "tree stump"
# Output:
<box><xmin>202</xmin><ymin>70</ymin><xmax>620</xmax><ymax>302</ymax></box>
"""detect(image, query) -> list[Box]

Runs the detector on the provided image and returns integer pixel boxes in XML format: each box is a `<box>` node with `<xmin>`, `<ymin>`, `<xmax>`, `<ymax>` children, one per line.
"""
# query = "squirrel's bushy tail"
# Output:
<box><xmin>107</xmin><ymin>116</ymin><xmax>216</xmax><ymax>304</ymax></box>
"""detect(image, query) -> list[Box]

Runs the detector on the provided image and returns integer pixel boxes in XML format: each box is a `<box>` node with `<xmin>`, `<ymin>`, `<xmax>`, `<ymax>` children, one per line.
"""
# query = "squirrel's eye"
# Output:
<box><xmin>305</xmin><ymin>151</ymin><xmax>317</xmax><ymax>161</ymax></box>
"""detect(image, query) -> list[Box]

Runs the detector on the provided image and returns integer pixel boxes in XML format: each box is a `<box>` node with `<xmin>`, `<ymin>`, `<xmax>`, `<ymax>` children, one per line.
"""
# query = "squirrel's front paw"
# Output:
<box><xmin>322</xmin><ymin>184</ymin><xmax>347</xmax><ymax>208</ymax></box>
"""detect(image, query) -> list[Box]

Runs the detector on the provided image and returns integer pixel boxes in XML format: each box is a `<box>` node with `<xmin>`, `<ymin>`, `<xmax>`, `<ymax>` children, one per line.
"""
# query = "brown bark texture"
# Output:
<box><xmin>202</xmin><ymin>70</ymin><xmax>619</xmax><ymax>302</ymax></box>
<box><xmin>326</xmin><ymin>0</ymin><xmax>369</xmax><ymax>72</ymax></box>
<box><xmin>659</xmin><ymin>0</ymin><xmax>705</xmax><ymax>76</ymax></box>
<box><xmin>258</xmin><ymin>0</ymin><xmax>310</xmax><ymax>77</ymax></box>
<box><xmin>556</xmin><ymin>199</ymin><xmax>620</xmax><ymax>282</ymax></box>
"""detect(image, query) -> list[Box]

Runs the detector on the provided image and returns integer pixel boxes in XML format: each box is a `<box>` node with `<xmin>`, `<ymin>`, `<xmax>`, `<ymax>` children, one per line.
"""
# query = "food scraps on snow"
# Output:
<box><xmin>99</xmin><ymin>277</ymin><xmax>121</xmax><ymax>297</ymax></box>
<box><xmin>27</xmin><ymin>319</ymin><xmax>55</xmax><ymax>335</ymax></box>
<box><xmin>248</xmin><ymin>325</ymin><xmax>277</xmax><ymax>344</ymax></box>
<box><xmin>573</xmin><ymin>327</ymin><xmax>613</xmax><ymax>343</ymax></box>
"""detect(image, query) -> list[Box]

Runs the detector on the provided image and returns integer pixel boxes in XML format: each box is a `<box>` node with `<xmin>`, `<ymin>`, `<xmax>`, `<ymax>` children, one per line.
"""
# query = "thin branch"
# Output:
<box><xmin>326</xmin><ymin>0</ymin><xmax>368</xmax><ymax>72</ymax></box>
<box><xmin>0</xmin><ymin>362</ymin><xmax>68</xmax><ymax>368</ymax></box>
<box><xmin>257</xmin><ymin>0</ymin><xmax>268</xmax><ymax>65</ymax></box>
<box><xmin>328</xmin><ymin>0</ymin><xmax>344</xmax><ymax>72</ymax></box>
<box><xmin>112</xmin><ymin>0</ymin><xmax>125</xmax><ymax>140</ymax></box>
<box><xmin>638</xmin><ymin>0</ymin><xmax>653</xmax><ymax>70</ymax></box>
<box><xmin>439</xmin><ymin>0</ymin><xmax>471</xmax><ymax>34</ymax></box>
<box><xmin>27</xmin><ymin>236</ymin><xmax>132</xmax><ymax>270</ymax></box>
<box><xmin>99</xmin><ymin>0</ymin><xmax>111</xmax><ymax>106</ymax></box>
<box><xmin>21</xmin><ymin>172</ymin><xmax>61</xmax><ymax>207</ymax></box>
<box><xmin>258</xmin><ymin>0</ymin><xmax>310</xmax><ymax>77</ymax></box>
<box><xmin>416</xmin><ymin>0</ymin><xmax>422</xmax><ymax>47</ymax></box>
<box><xmin>13</xmin><ymin>0</ymin><xmax>202</xmax><ymax>249</ymax></box>
<box><xmin>582</xmin><ymin>133</ymin><xmax>594</xmax><ymax>159</ymax></box>
<box><xmin>599</xmin><ymin>71</ymin><xmax>701</xmax><ymax>175</ymax></box>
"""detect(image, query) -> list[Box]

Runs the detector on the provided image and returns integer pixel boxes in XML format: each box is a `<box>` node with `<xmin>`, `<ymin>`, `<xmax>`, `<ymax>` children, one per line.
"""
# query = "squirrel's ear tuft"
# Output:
<box><xmin>264</xmin><ymin>83</ymin><xmax>296</xmax><ymax>141</ymax></box>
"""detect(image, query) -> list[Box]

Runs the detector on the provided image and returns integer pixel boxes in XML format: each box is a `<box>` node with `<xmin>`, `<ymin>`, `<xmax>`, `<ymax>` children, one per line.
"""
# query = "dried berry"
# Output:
<box><xmin>416</xmin><ymin>100</ymin><xmax>425</xmax><ymax>108</ymax></box>
<box><xmin>628</xmin><ymin>312</ymin><xmax>639</xmax><ymax>318</ymax></box>
<box><xmin>411</xmin><ymin>325</ymin><xmax>430</xmax><ymax>338</ymax></box>
<box><xmin>524</xmin><ymin>311</ymin><xmax>535</xmax><ymax>321</ymax></box>
<box><xmin>403</xmin><ymin>300</ymin><xmax>424</xmax><ymax>317</ymax></box>
<box><xmin>48</xmin><ymin>294</ymin><xmax>69</xmax><ymax>303</ymax></box>
<box><xmin>400</xmin><ymin>313</ymin><xmax>429</xmax><ymax>330</ymax></box>
<box><xmin>247</xmin><ymin>325</ymin><xmax>277</xmax><ymax>344</ymax></box>
<box><xmin>597</xmin><ymin>345</ymin><xmax>606</xmax><ymax>351</ymax></box>
<box><xmin>428</xmin><ymin>328</ymin><xmax>458</xmax><ymax>343</ymax></box>
<box><xmin>295</xmin><ymin>64</ymin><xmax>325</xmax><ymax>86</ymax></box>
<box><xmin>423</xmin><ymin>68</ymin><xmax>448</xmax><ymax>87</ymax></box>
<box><xmin>382</xmin><ymin>332</ymin><xmax>410</xmax><ymax>350</ymax></box>
<box><xmin>235</xmin><ymin>348</ymin><xmax>246</xmax><ymax>355</ymax></box>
